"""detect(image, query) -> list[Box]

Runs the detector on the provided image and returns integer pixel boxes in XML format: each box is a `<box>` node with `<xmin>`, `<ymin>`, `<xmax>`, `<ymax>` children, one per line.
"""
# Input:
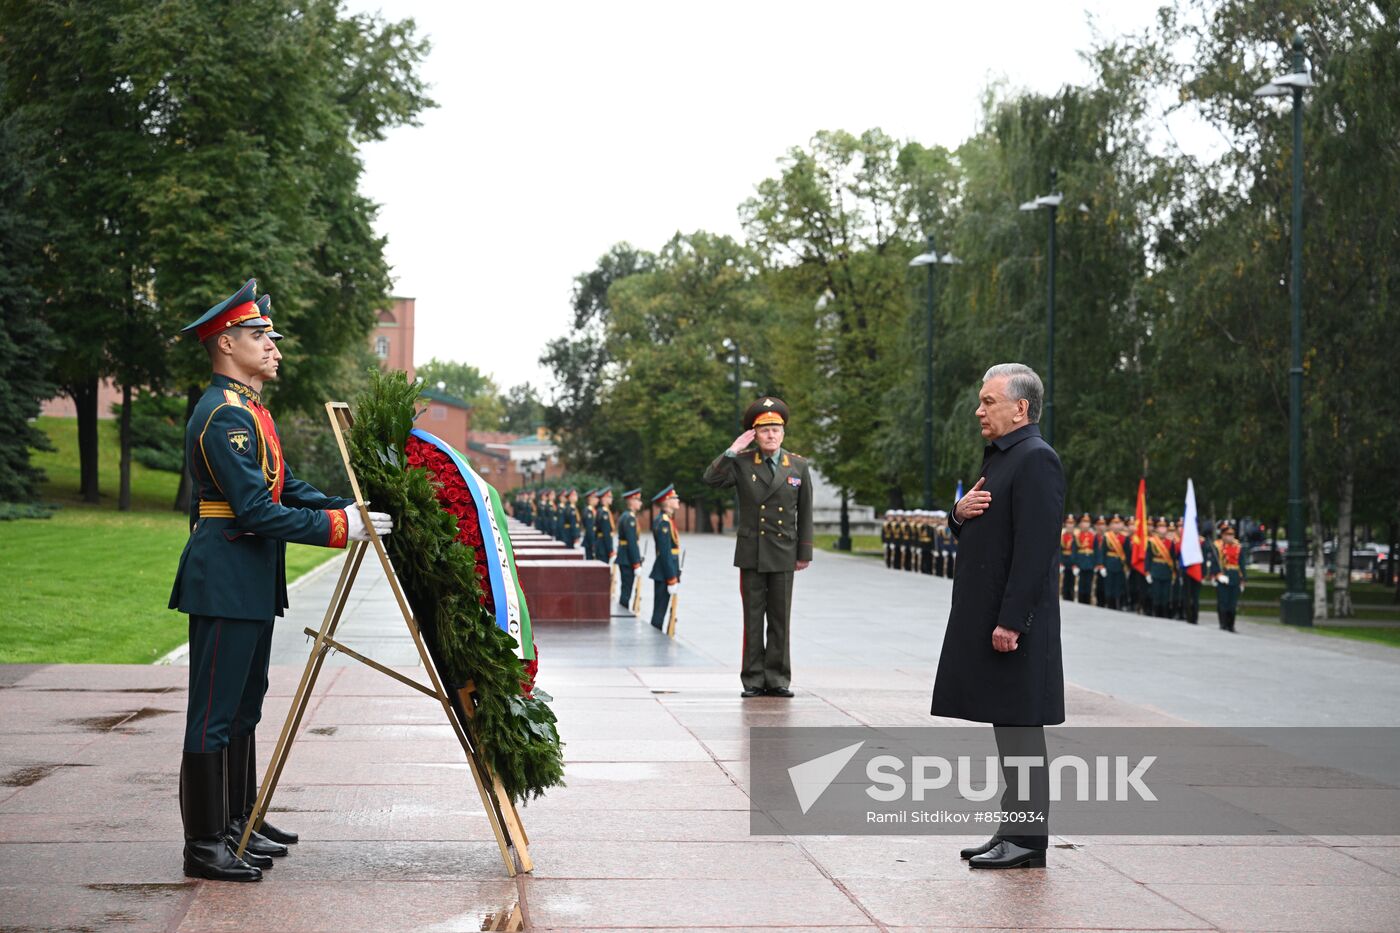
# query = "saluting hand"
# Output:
<box><xmin>955</xmin><ymin>477</ymin><xmax>992</xmax><ymax>522</ymax></box>
<box><xmin>728</xmin><ymin>429</ymin><xmax>756</xmax><ymax>454</ymax></box>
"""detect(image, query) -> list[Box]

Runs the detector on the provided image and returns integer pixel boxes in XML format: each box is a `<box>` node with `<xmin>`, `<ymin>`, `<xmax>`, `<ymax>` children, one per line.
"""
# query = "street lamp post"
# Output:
<box><xmin>908</xmin><ymin>234</ymin><xmax>960</xmax><ymax>510</ymax></box>
<box><xmin>1019</xmin><ymin>170</ymin><xmax>1063</xmax><ymax>447</ymax></box>
<box><xmin>1255</xmin><ymin>33</ymin><xmax>1316</xmax><ymax>627</ymax></box>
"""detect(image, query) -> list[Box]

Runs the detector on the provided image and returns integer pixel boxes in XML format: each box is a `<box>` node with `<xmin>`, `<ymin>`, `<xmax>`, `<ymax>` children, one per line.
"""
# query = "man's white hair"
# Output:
<box><xmin>983</xmin><ymin>363</ymin><xmax>1044</xmax><ymax>423</ymax></box>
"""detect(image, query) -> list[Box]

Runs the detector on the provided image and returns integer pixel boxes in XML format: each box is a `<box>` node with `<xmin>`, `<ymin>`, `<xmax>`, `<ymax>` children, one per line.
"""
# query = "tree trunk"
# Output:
<box><xmin>1309</xmin><ymin>490</ymin><xmax>1328</xmax><ymax>621</ymax></box>
<box><xmin>118</xmin><ymin>384</ymin><xmax>132</xmax><ymax>512</ymax></box>
<box><xmin>1332</xmin><ymin>469</ymin><xmax>1354</xmax><ymax>617</ymax></box>
<box><xmin>173</xmin><ymin>383</ymin><xmax>200</xmax><ymax>513</ymax></box>
<box><xmin>73</xmin><ymin>377</ymin><xmax>100</xmax><ymax>504</ymax></box>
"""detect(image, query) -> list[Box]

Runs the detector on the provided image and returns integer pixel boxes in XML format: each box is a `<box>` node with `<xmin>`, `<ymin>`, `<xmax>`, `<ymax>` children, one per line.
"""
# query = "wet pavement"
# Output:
<box><xmin>3</xmin><ymin>529</ymin><xmax>1399</xmax><ymax>930</ymax></box>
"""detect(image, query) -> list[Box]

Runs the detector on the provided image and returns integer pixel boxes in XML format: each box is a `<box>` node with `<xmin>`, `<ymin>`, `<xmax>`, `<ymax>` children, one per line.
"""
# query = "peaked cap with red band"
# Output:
<box><xmin>181</xmin><ymin>278</ymin><xmax>271</xmax><ymax>342</ymax></box>
<box><xmin>743</xmin><ymin>395</ymin><xmax>789</xmax><ymax>430</ymax></box>
<box><xmin>256</xmin><ymin>294</ymin><xmax>283</xmax><ymax>341</ymax></box>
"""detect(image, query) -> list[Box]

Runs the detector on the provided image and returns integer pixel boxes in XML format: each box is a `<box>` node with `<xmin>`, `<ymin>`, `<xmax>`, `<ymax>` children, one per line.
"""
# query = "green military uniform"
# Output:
<box><xmin>1208</xmin><ymin>526</ymin><xmax>1247</xmax><ymax>632</ymax></box>
<box><xmin>581</xmin><ymin>490</ymin><xmax>597</xmax><ymax>559</ymax></box>
<box><xmin>917</xmin><ymin>512</ymin><xmax>935</xmax><ymax>574</ymax></box>
<box><xmin>648</xmin><ymin>487</ymin><xmax>682</xmax><ymax>630</ymax></box>
<box><xmin>1145</xmin><ymin>521</ymin><xmax>1176</xmax><ymax>618</ymax></box>
<box><xmin>559</xmin><ymin>494</ymin><xmax>580</xmax><ymax>547</ymax></box>
<box><xmin>518</xmin><ymin>493</ymin><xmax>534</xmax><ymax>525</ymax></box>
<box><xmin>1099</xmin><ymin>517</ymin><xmax>1130</xmax><ymax>610</ymax></box>
<box><xmin>170</xmin><ymin>280</ymin><xmax>356</xmax><ymax>882</ymax></box>
<box><xmin>616</xmin><ymin>489</ymin><xmax>643</xmax><ymax>609</ymax></box>
<box><xmin>702</xmin><ymin>396</ymin><xmax>813</xmax><ymax>696</ymax></box>
<box><xmin>594</xmin><ymin>489</ymin><xmax>616</xmax><ymax>563</ymax></box>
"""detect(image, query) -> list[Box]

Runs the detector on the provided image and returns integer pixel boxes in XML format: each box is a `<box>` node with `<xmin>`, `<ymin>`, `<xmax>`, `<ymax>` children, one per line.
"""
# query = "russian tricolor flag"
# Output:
<box><xmin>1180</xmin><ymin>479</ymin><xmax>1204</xmax><ymax>582</ymax></box>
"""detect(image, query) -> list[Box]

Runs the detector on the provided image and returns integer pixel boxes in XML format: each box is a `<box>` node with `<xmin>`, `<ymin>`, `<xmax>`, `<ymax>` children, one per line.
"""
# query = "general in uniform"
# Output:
<box><xmin>648</xmin><ymin>485</ymin><xmax>682</xmax><ymax>630</ymax></box>
<box><xmin>169</xmin><ymin>280</ymin><xmax>391</xmax><ymax>882</ymax></box>
<box><xmin>616</xmin><ymin>488</ymin><xmax>644</xmax><ymax>609</ymax></box>
<box><xmin>702</xmin><ymin>396</ymin><xmax>813</xmax><ymax>698</ymax></box>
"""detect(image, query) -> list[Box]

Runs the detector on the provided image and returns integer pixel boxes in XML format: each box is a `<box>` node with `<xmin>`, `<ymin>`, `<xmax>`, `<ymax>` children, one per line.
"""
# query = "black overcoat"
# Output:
<box><xmin>930</xmin><ymin>424</ymin><xmax>1066</xmax><ymax>726</ymax></box>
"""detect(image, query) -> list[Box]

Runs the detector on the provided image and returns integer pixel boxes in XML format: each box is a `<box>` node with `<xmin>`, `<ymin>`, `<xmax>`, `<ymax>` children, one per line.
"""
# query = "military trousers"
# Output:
<box><xmin>650</xmin><ymin>579</ymin><xmax>670</xmax><ymax>630</ymax></box>
<box><xmin>184</xmin><ymin>615</ymin><xmax>273</xmax><ymax>754</ymax></box>
<box><xmin>739</xmin><ymin>568</ymin><xmax>793</xmax><ymax>691</ymax></box>
<box><xmin>1077</xmin><ymin>569</ymin><xmax>1094</xmax><ymax>603</ymax></box>
<box><xmin>618</xmin><ymin>564</ymin><xmax>636</xmax><ymax>608</ymax></box>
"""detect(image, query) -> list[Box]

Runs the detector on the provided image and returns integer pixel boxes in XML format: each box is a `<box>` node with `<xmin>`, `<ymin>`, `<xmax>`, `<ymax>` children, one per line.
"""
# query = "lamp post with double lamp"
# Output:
<box><xmin>722</xmin><ymin>338</ymin><xmax>753</xmax><ymax>534</ymax></box>
<box><xmin>908</xmin><ymin>234</ymin><xmax>961</xmax><ymax>511</ymax></box>
<box><xmin>1254</xmin><ymin>32</ymin><xmax>1317</xmax><ymax>627</ymax></box>
<box><xmin>1019</xmin><ymin>170</ymin><xmax>1063</xmax><ymax>447</ymax></box>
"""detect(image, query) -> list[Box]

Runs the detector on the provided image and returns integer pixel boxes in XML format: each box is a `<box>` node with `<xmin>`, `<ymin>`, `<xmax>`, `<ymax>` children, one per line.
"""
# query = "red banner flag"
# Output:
<box><xmin>1131</xmin><ymin>478</ymin><xmax>1148</xmax><ymax>574</ymax></box>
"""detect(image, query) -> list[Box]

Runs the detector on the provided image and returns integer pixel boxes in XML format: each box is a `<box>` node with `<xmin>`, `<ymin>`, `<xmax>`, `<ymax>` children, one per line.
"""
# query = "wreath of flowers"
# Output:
<box><xmin>349</xmin><ymin>371</ymin><xmax>562</xmax><ymax>801</ymax></box>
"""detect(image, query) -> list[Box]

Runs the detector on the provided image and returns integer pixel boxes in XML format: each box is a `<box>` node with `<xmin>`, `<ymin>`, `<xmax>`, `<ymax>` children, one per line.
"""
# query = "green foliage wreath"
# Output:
<box><xmin>349</xmin><ymin>371</ymin><xmax>564</xmax><ymax>802</ymax></box>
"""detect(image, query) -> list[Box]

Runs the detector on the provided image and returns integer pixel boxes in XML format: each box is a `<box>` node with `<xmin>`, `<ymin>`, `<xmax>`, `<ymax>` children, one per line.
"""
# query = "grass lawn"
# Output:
<box><xmin>2</xmin><ymin>418</ymin><xmax>338</xmax><ymax>663</ymax></box>
<box><xmin>814</xmin><ymin>533</ymin><xmax>884</xmax><ymax>558</ymax></box>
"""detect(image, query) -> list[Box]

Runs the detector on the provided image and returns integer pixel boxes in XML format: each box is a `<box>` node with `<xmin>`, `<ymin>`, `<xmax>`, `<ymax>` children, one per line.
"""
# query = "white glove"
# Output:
<box><xmin>346</xmin><ymin>506</ymin><xmax>394</xmax><ymax>541</ymax></box>
<box><xmin>667</xmin><ymin>583</ymin><xmax>679</xmax><ymax>596</ymax></box>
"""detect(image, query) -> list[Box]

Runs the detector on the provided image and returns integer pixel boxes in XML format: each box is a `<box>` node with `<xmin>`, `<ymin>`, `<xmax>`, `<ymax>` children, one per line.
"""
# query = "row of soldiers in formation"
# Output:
<box><xmin>510</xmin><ymin>485</ymin><xmax>685</xmax><ymax>630</ymax></box>
<box><xmin>881</xmin><ymin>510</ymin><xmax>959</xmax><ymax>578</ymax></box>
<box><xmin>883</xmin><ymin>509</ymin><xmax>1249</xmax><ymax>632</ymax></box>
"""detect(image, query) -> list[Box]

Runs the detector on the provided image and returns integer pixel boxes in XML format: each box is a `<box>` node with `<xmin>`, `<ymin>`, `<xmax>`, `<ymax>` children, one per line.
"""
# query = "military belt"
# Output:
<box><xmin>198</xmin><ymin>500</ymin><xmax>236</xmax><ymax>519</ymax></box>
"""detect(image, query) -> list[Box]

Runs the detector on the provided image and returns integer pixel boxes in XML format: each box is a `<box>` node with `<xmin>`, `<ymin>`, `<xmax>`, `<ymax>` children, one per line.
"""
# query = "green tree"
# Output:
<box><xmin>0</xmin><ymin>88</ymin><xmax>57</xmax><ymax>504</ymax></box>
<box><xmin>602</xmin><ymin>232</ymin><xmax>775</xmax><ymax>529</ymax></box>
<box><xmin>416</xmin><ymin>358</ymin><xmax>502</xmax><ymax>428</ymax></box>
<box><xmin>742</xmin><ymin>129</ymin><xmax>958</xmax><ymax>508</ymax></box>
<box><xmin>501</xmin><ymin>382</ymin><xmax>545</xmax><ymax>434</ymax></box>
<box><xmin>541</xmin><ymin>243</ymin><xmax>655</xmax><ymax>476</ymax></box>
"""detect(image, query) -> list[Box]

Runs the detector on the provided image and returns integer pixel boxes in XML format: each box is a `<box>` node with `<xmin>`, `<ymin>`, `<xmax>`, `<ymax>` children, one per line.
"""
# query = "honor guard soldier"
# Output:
<box><xmin>581</xmin><ymin>489</ymin><xmax>598</xmax><ymax>558</ymax></box>
<box><xmin>1074</xmin><ymin>513</ymin><xmax>1097</xmax><ymax>603</ymax></box>
<box><xmin>594</xmin><ymin>487</ymin><xmax>616</xmax><ymax>563</ymax></box>
<box><xmin>1208</xmin><ymin>522</ymin><xmax>1247</xmax><ymax>631</ymax></box>
<box><xmin>1060</xmin><ymin>514</ymin><xmax>1077</xmax><ymax>600</ymax></box>
<box><xmin>703</xmin><ymin>396</ymin><xmax>814</xmax><ymax>698</ymax></box>
<box><xmin>941</xmin><ymin>510</ymin><xmax>957</xmax><ymax>578</ymax></box>
<box><xmin>889</xmin><ymin>511</ymin><xmax>905</xmax><ymax>570</ymax></box>
<box><xmin>1168</xmin><ymin>519</ymin><xmax>1185</xmax><ymax>618</ymax></box>
<box><xmin>648</xmin><ymin>485</ymin><xmax>682</xmax><ymax>630</ymax></box>
<box><xmin>1092</xmin><ymin>515</ymin><xmax>1109</xmax><ymax>606</ymax></box>
<box><xmin>169</xmin><ymin>280</ymin><xmax>392</xmax><ymax>882</ymax></box>
<box><xmin>882</xmin><ymin>512</ymin><xmax>894</xmax><ymax>568</ymax></box>
<box><xmin>1100</xmin><ymin>514</ymin><xmax>1130</xmax><ymax>610</ymax></box>
<box><xmin>616</xmin><ymin>488</ymin><xmax>644</xmax><ymax>609</ymax></box>
<box><xmin>932</xmin><ymin>511</ymin><xmax>947</xmax><ymax>576</ymax></box>
<box><xmin>918</xmin><ymin>509</ymin><xmax>929</xmax><ymax>574</ymax></box>
<box><xmin>1125</xmin><ymin>515</ymin><xmax>1145</xmax><ymax>613</ymax></box>
<box><xmin>538</xmin><ymin>490</ymin><xmax>554</xmax><ymax>536</ymax></box>
<box><xmin>1145</xmin><ymin>516</ymin><xmax>1176</xmax><ymax>617</ymax></box>
<box><xmin>1183</xmin><ymin>520</ymin><xmax>1207</xmax><ymax>625</ymax></box>
<box><xmin>519</xmin><ymin>490</ymin><xmax>534</xmax><ymax>525</ymax></box>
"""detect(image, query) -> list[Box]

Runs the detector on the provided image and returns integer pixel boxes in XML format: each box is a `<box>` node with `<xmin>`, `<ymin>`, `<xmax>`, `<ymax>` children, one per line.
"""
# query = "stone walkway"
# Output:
<box><xmin>3</xmin><ymin>530</ymin><xmax>1399</xmax><ymax>931</ymax></box>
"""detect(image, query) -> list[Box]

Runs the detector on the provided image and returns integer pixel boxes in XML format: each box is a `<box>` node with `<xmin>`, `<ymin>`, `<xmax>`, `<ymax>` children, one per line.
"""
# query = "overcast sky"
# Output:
<box><xmin>348</xmin><ymin>0</ymin><xmax>1190</xmax><ymax>393</ymax></box>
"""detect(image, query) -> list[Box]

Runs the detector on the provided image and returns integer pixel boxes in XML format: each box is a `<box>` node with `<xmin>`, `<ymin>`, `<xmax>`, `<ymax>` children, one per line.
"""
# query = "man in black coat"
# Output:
<box><xmin>931</xmin><ymin>363</ymin><xmax>1065</xmax><ymax>870</ymax></box>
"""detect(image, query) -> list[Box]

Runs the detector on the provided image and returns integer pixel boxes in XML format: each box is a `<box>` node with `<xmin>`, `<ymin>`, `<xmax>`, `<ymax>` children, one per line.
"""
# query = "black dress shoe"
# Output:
<box><xmin>959</xmin><ymin>836</ymin><xmax>999</xmax><ymax>859</ymax></box>
<box><xmin>765</xmin><ymin>687</ymin><xmax>794</xmax><ymax>698</ymax></box>
<box><xmin>741</xmin><ymin>687</ymin><xmax>764</xmax><ymax>698</ymax></box>
<box><xmin>228</xmin><ymin>817</ymin><xmax>288</xmax><ymax>858</ymax></box>
<box><xmin>968</xmin><ymin>840</ymin><xmax>1046</xmax><ymax>869</ymax></box>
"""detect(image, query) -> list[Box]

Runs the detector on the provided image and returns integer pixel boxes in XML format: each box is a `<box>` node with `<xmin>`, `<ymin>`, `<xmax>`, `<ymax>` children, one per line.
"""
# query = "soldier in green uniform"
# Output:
<box><xmin>616</xmin><ymin>488</ymin><xmax>644</xmax><ymax>609</ymax></box>
<box><xmin>1208</xmin><ymin>522</ymin><xmax>1247</xmax><ymax>632</ymax></box>
<box><xmin>941</xmin><ymin>509</ymin><xmax>957</xmax><ymax>578</ymax></box>
<box><xmin>1145</xmin><ymin>516</ymin><xmax>1176</xmax><ymax>618</ymax></box>
<box><xmin>1092</xmin><ymin>515</ymin><xmax>1109</xmax><ymax>606</ymax></box>
<box><xmin>1074</xmin><ymin>513</ymin><xmax>1097</xmax><ymax>603</ymax></box>
<box><xmin>560</xmin><ymin>488</ymin><xmax>581</xmax><ymax>547</ymax></box>
<box><xmin>518</xmin><ymin>489</ymin><xmax>534</xmax><ymax>525</ymax></box>
<box><xmin>918</xmin><ymin>511</ymin><xmax>936</xmax><ymax>574</ymax></box>
<box><xmin>169</xmin><ymin>280</ymin><xmax>392</xmax><ymax>882</ymax></box>
<box><xmin>703</xmin><ymin>396</ymin><xmax>814</xmax><ymax>698</ymax></box>
<box><xmin>648</xmin><ymin>485</ymin><xmax>682</xmax><ymax>630</ymax></box>
<box><xmin>538</xmin><ymin>490</ymin><xmax>553</xmax><ymax>536</ymax></box>
<box><xmin>1099</xmin><ymin>514</ymin><xmax>1130</xmax><ymax>610</ymax></box>
<box><xmin>581</xmin><ymin>488</ymin><xmax>598</xmax><ymax>559</ymax></box>
<box><xmin>594</xmin><ymin>487</ymin><xmax>616</xmax><ymax>563</ymax></box>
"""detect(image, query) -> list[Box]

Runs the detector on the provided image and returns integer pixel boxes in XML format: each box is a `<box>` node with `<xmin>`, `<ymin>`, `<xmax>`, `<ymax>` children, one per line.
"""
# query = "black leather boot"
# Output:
<box><xmin>181</xmin><ymin>751</ymin><xmax>261</xmax><ymax>882</ymax></box>
<box><xmin>244</xmin><ymin>732</ymin><xmax>298</xmax><ymax>845</ymax></box>
<box><xmin>226</xmin><ymin>734</ymin><xmax>287</xmax><ymax>860</ymax></box>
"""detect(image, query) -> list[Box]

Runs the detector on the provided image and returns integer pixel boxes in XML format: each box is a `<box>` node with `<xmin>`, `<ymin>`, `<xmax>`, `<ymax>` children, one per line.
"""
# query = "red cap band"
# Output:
<box><xmin>195</xmin><ymin>301</ymin><xmax>262</xmax><ymax>341</ymax></box>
